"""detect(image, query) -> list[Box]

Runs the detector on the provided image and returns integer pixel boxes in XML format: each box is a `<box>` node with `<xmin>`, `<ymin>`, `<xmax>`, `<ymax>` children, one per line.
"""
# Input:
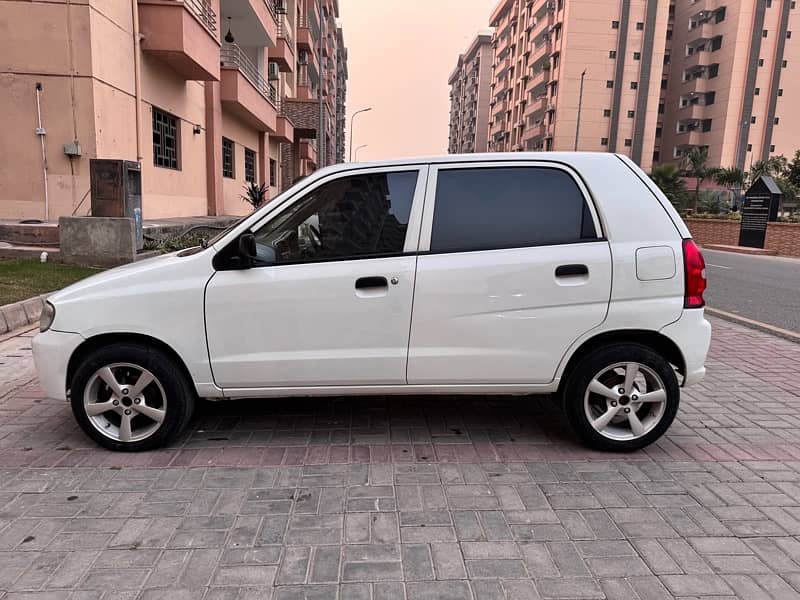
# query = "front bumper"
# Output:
<box><xmin>32</xmin><ymin>330</ymin><xmax>84</xmax><ymax>401</ymax></box>
<box><xmin>660</xmin><ymin>308</ymin><xmax>711</xmax><ymax>387</ymax></box>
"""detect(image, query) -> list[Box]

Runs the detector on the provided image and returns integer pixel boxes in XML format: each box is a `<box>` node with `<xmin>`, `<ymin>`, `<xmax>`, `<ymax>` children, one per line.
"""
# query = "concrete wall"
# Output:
<box><xmin>59</xmin><ymin>216</ymin><xmax>136</xmax><ymax>267</ymax></box>
<box><xmin>221</xmin><ymin>112</ymin><xmax>261</xmax><ymax>216</ymax></box>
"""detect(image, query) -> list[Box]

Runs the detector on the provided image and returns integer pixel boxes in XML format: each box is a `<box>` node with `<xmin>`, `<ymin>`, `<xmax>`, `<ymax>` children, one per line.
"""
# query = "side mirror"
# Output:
<box><xmin>238</xmin><ymin>233</ymin><xmax>257</xmax><ymax>267</ymax></box>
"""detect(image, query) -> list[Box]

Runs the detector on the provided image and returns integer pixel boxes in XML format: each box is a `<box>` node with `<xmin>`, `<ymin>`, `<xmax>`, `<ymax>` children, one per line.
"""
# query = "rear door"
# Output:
<box><xmin>407</xmin><ymin>162</ymin><xmax>612</xmax><ymax>384</ymax></box>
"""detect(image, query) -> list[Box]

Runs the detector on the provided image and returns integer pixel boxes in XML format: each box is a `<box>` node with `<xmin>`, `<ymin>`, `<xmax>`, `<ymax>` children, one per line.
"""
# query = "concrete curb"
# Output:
<box><xmin>706</xmin><ymin>307</ymin><xmax>800</xmax><ymax>344</ymax></box>
<box><xmin>0</xmin><ymin>294</ymin><xmax>49</xmax><ymax>335</ymax></box>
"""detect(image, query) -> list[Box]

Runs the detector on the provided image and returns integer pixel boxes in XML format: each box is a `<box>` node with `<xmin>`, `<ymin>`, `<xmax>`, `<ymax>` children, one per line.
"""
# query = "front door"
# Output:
<box><xmin>205</xmin><ymin>166</ymin><xmax>426</xmax><ymax>390</ymax></box>
<box><xmin>407</xmin><ymin>162</ymin><xmax>613</xmax><ymax>385</ymax></box>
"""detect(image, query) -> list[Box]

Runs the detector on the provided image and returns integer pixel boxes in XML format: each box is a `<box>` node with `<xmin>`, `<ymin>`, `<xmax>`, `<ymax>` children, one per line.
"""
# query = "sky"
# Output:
<box><xmin>338</xmin><ymin>0</ymin><xmax>497</xmax><ymax>161</ymax></box>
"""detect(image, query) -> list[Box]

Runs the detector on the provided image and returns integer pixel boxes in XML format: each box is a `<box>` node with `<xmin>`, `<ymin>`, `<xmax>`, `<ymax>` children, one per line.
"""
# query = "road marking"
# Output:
<box><xmin>706</xmin><ymin>307</ymin><xmax>800</xmax><ymax>342</ymax></box>
<box><xmin>706</xmin><ymin>263</ymin><xmax>731</xmax><ymax>270</ymax></box>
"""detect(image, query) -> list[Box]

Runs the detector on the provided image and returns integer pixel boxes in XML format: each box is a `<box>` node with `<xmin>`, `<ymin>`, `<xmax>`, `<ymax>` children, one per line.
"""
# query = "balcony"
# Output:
<box><xmin>678</xmin><ymin>103</ymin><xmax>705</xmax><ymax>120</ymax></box>
<box><xmin>138</xmin><ymin>0</ymin><xmax>220</xmax><ymax>81</ymax></box>
<box><xmin>220</xmin><ymin>43</ymin><xmax>278</xmax><ymax>132</ymax></box>
<box><xmin>688</xmin><ymin>22</ymin><xmax>714</xmax><ymax>43</ymax></box>
<box><xmin>296</xmin><ymin>66</ymin><xmax>315</xmax><ymax>100</ymax></box>
<box><xmin>685</xmin><ymin>49</ymin><xmax>711</xmax><ymax>69</ymax></box>
<box><xmin>678</xmin><ymin>131</ymin><xmax>705</xmax><ymax>146</ymax></box>
<box><xmin>297</xmin><ymin>14</ymin><xmax>313</xmax><ymax>51</ymax></box>
<box><xmin>682</xmin><ymin>75</ymin><xmax>709</xmax><ymax>95</ymax></box>
<box><xmin>493</xmin><ymin>99</ymin><xmax>509</xmax><ymax>118</ymax></box>
<box><xmin>272</xmin><ymin>114</ymin><xmax>294</xmax><ymax>143</ymax></box>
<box><xmin>299</xmin><ymin>140</ymin><xmax>317</xmax><ymax>166</ymax></box>
<box><xmin>271</xmin><ymin>14</ymin><xmax>294</xmax><ymax>72</ymax></box>
<box><xmin>524</xmin><ymin>95</ymin><xmax>547</xmax><ymax>117</ymax></box>
<box><xmin>495</xmin><ymin>57</ymin><xmax>512</xmax><ymax>76</ymax></box>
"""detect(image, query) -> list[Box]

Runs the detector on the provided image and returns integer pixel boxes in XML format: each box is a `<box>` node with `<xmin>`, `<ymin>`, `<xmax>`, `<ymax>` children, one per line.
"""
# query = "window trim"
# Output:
<box><xmin>416</xmin><ymin>161</ymin><xmax>604</xmax><ymax>254</ymax></box>
<box><xmin>213</xmin><ymin>165</ymin><xmax>430</xmax><ymax>270</ymax></box>
<box><xmin>152</xmin><ymin>107</ymin><xmax>180</xmax><ymax>170</ymax></box>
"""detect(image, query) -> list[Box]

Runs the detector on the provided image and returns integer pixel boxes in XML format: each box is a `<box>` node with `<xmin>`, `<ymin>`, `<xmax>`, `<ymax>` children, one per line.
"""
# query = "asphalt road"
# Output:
<box><xmin>703</xmin><ymin>249</ymin><xmax>800</xmax><ymax>333</ymax></box>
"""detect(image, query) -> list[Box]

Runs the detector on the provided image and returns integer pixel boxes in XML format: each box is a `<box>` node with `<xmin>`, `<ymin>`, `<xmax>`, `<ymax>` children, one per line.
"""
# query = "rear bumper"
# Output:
<box><xmin>32</xmin><ymin>330</ymin><xmax>84</xmax><ymax>401</ymax></box>
<box><xmin>659</xmin><ymin>308</ymin><xmax>711</xmax><ymax>387</ymax></box>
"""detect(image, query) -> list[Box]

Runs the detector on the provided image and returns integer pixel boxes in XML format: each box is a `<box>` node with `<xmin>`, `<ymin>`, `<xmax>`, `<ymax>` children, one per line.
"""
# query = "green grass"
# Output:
<box><xmin>0</xmin><ymin>259</ymin><xmax>101</xmax><ymax>306</ymax></box>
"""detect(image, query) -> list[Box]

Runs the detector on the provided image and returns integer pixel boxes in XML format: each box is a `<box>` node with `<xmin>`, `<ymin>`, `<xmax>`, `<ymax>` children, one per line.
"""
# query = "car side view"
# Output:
<box><xmin>33</xmin><ymin>152</ymin><xmax>711</xmax><ymax>452</ymax></box>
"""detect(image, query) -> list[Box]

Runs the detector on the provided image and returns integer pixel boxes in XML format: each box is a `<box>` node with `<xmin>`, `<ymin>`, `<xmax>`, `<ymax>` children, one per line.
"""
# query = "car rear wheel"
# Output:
<box><xmin>562</xmin><ymin>343</ymin><xmax>679</xmax><ymax>452</ymax></box>
<box><xmin>70</xmin><ymin>343</ymin><xmax>195</xmax><ymax>451</ymax></box>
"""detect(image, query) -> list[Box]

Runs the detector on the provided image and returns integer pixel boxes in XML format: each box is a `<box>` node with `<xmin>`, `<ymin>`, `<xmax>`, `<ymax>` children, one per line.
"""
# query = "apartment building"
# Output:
<box><xmin>484</xmin><ymin>0</ymin><xmax>669</xmax><ymax>171</ymax></box>
<box><xmin>0</xmin><ymin>0</ymin><xmax>347</xmax><ymax>221</ymax></box>
<box><xmin>661</xmin><ymin>0</ymin><xmax>799</xmax><ymax>170</ymax></box>
<box><xmin>448</xmin><ymin>33</ymin><xmax>494</xmax><ymax>154</ymax></box>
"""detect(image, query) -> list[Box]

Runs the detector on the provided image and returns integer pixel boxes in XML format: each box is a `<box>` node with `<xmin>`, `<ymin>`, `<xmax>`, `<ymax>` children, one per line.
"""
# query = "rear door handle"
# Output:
<box><xmin>355</xmin><ymin>276</ymin><xmax>388</xmax><ymax>289</ymax></box>
<box><xmin>555</xmin><ymin>264</ymin><xmax>589</xmax><ymax>277</ymax></box>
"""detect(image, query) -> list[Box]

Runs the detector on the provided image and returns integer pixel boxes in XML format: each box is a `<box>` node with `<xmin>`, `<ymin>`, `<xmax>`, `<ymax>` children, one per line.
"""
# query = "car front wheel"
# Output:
<box><xmin>70</xmin><ymin>343</ymin><xmax>195</xmax><ymax>451</ymax></box>
<box><xmin>562</xmin><ymin>343</ymin><xmax>679</xmax><ymax>452</ymax></box>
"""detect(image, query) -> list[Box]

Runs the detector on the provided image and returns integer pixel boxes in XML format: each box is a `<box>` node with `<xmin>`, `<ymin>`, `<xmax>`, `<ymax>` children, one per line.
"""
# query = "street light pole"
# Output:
<box><xmin>574</xmin><ymin>69</ymin><xmax>586</xmax><ymax>152</ymax></box>
<box><xmin>349</xmin><ymin>107</ymin><xmax>372</xmax><ymax>162</ymax></box>
<box><xmin>354</xmin><ymin>144</ymin><xmax>368</xmax><ymax>161</ymax></box>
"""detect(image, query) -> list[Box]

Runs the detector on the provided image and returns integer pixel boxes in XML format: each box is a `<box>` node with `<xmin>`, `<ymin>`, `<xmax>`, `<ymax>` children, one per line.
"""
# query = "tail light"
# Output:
<box><xmin>682</xmin><ymin>238</ymin><xmax>706</xmax><ymax>308</ymax></box>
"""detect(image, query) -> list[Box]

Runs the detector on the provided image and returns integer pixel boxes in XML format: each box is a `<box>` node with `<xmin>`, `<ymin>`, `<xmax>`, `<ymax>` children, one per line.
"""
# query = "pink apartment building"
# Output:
<box><xmin>662</xmin><ymin>0</ymin><xmax>799</xmax><ymax>169</ymax></box>
<box><xmin>448</xmin><ymin>33</ymin><xmax>494</xmax><ymax>154</ymax></box>
<box><xmin>458</xmin><ymin>0</ymin><xmax>799</xmax><ymax>172</ymax></box>
<box><xmin>0</xmin><ymin>0</ymin><xmax>347</xmax><ymax>222</ymax></box>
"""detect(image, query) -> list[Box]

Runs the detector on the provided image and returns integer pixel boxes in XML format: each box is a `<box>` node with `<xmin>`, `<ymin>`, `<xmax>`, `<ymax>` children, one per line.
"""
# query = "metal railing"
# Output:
<box><xmin>185</xmin><ymin>0</ymin><xmax>216</xmax><ymax>34</ymax></box>
<box><xmin>221</xmin><ymin>43</ymin><xmax>279</xmax><ymax>110</ymax></box>
<box><xmin>264</xmin><ymin>0</ymin><xmax>277</xmax><ymax>20</ymax></box>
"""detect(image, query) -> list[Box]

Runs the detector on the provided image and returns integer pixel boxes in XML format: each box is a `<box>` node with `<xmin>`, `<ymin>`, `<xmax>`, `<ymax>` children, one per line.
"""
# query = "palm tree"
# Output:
<box><xmin>713</xmin><ymin>166</ymin><xmax>747</xmax><ymax>208</ymax></box>
<box><xmin>650</xmin><ymin>164</ymin><xmax>689</xmax><ymax>210</ymax></box>
<box><xmin>682</xmin><ymin>147</ymin><xmax>716</xmax><ymax>211</ymax></box>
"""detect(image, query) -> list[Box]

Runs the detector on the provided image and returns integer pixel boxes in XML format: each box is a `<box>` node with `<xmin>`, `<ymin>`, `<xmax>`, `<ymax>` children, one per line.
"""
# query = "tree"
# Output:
<box><xmin>713</xmin><ymin>167</ymin><xmax>747</xmax><ymax>208</ymax></box>
<box><xmin>786</xmin><ymin>150</ymin><xmax>800</xmax><ymax>189</ymax></box>
<box><xmin>749</xmin><ymin>155</ymin><xmax>788</xmax><ymax>182</ymax></box>
<box><xmin>682</xmin><ymin>147</ymin><xmax>716</xmax><ymax>210</ymax></box>
<box><xmin>650</xmin><ymin>164</ymin><xmax>689</xmax><ymax>210</ymax></box>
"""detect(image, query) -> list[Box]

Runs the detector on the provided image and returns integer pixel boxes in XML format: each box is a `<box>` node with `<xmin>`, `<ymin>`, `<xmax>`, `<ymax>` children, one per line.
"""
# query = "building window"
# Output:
<box><xmin>763</xmin><ymin>30</ymin><xmax>768</xmax><ymax>37</ymax></box>
<box><xmin>658</xmin><ymin>102</ymin><xmax>665</xmax><ymax>114</ymax></box>
<box><xmin>656</xmin><ymin>127</ymin><xmax>662</xmax><ymax>138</ymax></box>
<box><xmin>708</xmin><ymin>64</ymin><xmax>719</xmax><ymax>78</ymax></box>
<box><xmin>751</xmin><ymin>116</ymin><xmax>757</xmax><ymax>124</ymax></box>
<box><xmin>609</xmin><ymin>50</ymin><xmax>617</xmax><ymax>58</ymax></box>
<box><xmin>767</xmin><ymin>0</ymin><xmax>772</xmax><ymax>6</ymax></box>
<box><xmin>788</xmin><ymin>31</ymin><xmax>792</xmax><ymax>38</ymax></box>
<box><xmin>661</xmin><ymin>78</ymin><xmax>668</xmax><ymax>89</ymax></box>
<box><xmin>711</xmin><ymin>36</ymin><xmax>723</xmax><ymax>51</ymax></box>
<box><xmin>653</xmin><ymin>150</ymin><xmax>660</xmax><ymax>162</ymax></box>
<box><xmin>269</xmin><ymin>159</ymin><xmax>277</xmax><ymax>187</ymax></box>
<box><xmin>624</xmin><ymin>139</ymin><xmax>632</xmax><ymax>147</ymax></box>
<box><xmin>603</xmin><ymin>109</ymin><xmax>612</xmax><ymax>117</ymax></box>
<box><xmin>606</xmin><ymin>80</ymin><xmax>614</xmax><ymax>88</ymax></box>
<box><xmin>244</xmin><ymin>147</ymin><xmax>256</xmax><ymax>183</ymax></box>
<box><xmin>755</xmin><ymin>87</ymin><xmax>760</xmax><ymax>95</ymax></box>
<box><xmin>747</xmin><ymin>144</ymin><xmax>753</xmax><ymax>152</ymax></box>
<box><xmin>222</xmin><ymin>137</ymin><xmax>234</xmax><ymax>179</ymax></box>
<box><xmin>601</xmin><ymin>137</ymin><xmax>609</xmax><ymax>146</ymax></box>
<box><xmin>715</xmin><ymin>7</ymin><xmax>726</xmax><ymax>23</ymax></box>
<box><xmin>782</xmin><ymin>60</ymin><xmax>788</xmax><ymax>67</ymax></box>
<box><xmin>633</xmin><ymin>51</ymin><xmax>641</xmax><ymax>60</ymax></box>
<box><xmin>770</xmin><ymin>145</ymin><xmax>776</xmax><ymax>152</ymax></box>
<box><xmin>152</xmin><ymin>107</ymin><xmax>179</xmax><ymax>170</ymax></box>
<box><xmin>627</xmin><ymin>110</ymin><xmax>635</xmax><ymax>118</ymax></box>
<box><xmin>612</xmin><ymin>20</ymin><xmax>620</xmax><ymax>29</ymax></box>
<box><xmin>774</xmin><ymin>117</ymin><xmax>780</xmax><ymax>125</ymax></box>
<box><xmin>666</xmin><ymin>29</ymin><xmax>673</xmax><ymax>40</ymax></box>
<box><xmin>759</xmin><ymin>58</ymin><xmax>765</xmax><ymax>66</ymax></box>
<box><xmin>636</xmin><ymin>22</ymin><xmax>644</xmax><ymax>30</ymax></box>
<box><xmin>778</xmin><ymin>88</ymin><xmax>783</xmax><ymax>96</ymax></box>
<box><xmin>630</xmin><ymin>81</ymin><xmax>638</xmax><ymax>90</ymax></box>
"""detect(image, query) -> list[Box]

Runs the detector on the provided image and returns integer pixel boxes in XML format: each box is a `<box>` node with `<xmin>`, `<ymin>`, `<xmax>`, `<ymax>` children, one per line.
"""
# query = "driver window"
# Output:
<box><xmin>253</xmin><ymin>170</ymin><xmax>418</xmax><ymax>264</ymax></box>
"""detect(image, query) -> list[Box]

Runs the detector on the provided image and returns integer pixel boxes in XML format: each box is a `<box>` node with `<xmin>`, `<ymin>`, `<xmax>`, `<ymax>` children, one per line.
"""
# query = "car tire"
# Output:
<box><xmin>562</xmin><ymin>343</ymin><xmax>679</xmax><ymax>452</ymax></box>
<box><xmin>70</xmin><ymin>343</ymin><xmax>195</xmax><ymax>451</ymax></box>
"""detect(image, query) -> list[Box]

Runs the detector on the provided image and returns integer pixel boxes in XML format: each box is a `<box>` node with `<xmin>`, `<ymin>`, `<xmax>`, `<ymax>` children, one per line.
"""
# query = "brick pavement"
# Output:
<box><xmin>1</xmin><ymin>316</ymin><xmax>800</xmax><ymax>598</ymax></box>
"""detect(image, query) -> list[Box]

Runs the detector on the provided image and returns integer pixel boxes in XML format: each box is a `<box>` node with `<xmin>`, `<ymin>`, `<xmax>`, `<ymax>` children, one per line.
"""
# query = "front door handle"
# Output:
<box><xmin>355</xmin><ymin>276</ymin><xmax>388</xmax><ymax>289</ymax></box>
<box><xmin>555</xmin><ymin>264</ymin><xmax>589</xmax><ymax>277</ymax></box>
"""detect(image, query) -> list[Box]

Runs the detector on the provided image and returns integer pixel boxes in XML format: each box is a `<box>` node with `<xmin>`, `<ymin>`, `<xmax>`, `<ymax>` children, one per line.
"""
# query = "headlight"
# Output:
<box><xmin>40</xmin><ymin>301</ymin><xmax>55</xmax><ymax>332</ymax></box>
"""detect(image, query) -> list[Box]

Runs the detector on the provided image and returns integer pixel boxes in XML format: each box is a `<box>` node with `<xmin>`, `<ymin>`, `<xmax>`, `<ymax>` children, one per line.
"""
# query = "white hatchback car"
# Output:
<box><xmin>34</xmin><ymin>153</ymin><xmax>710</xmax><ymax>452</ymax></box>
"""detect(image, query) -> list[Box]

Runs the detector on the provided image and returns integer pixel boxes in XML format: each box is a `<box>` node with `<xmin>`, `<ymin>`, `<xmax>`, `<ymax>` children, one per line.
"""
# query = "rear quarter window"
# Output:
<box><xmin>430</xmin><ymin>166</ymin><xmax>599</xmax><ymax>253</ymax></box>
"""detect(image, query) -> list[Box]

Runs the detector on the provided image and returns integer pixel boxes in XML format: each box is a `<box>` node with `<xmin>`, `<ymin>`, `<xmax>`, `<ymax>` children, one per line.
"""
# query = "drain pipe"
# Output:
<box><xmin>34</xmin><ymin>82</ymin><xmax>49</xmax><ymax>222</ymax></box>
<box><xmin>131</xmin><ymin>0</ymin><xmax>144</xmax><ymax>163</ymax></box>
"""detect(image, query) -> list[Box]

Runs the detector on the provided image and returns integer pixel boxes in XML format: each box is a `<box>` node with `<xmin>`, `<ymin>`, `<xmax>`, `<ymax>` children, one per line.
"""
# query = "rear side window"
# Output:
<box><xmin>430</xmin><ymin>167</ymin><xmax>599</xmax><ymax>252</ymax></box>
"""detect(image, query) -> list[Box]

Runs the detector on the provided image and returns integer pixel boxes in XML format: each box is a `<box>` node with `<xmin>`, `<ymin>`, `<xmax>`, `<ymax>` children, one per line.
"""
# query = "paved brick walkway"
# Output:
<box><xmin>1</xmin><ymin>316</ymin><xmax>800</xmax><ymax>599</ymax></box>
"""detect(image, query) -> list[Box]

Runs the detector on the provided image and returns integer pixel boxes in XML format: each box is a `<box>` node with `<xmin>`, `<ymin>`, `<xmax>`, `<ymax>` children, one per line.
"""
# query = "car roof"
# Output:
<box><xmin>319</xmin><ymin>151</ymin><xmax>624</xmax><ymax>173</ymax></box>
